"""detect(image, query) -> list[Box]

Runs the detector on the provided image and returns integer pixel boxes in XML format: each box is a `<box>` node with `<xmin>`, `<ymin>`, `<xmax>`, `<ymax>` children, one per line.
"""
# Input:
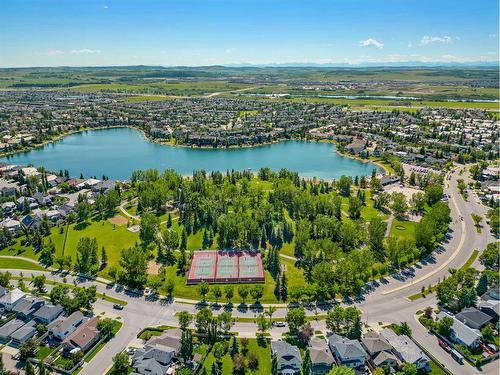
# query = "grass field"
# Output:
<box><xmin>0</xmin><ymin>257</ymin><xmax>46</xmax><ymax>271</ymax></box>
<box><xmin>202</xmin><ymin>338</ymin><xmax>271</xmax><ymax>375</ymax></box>
<box><xmin>389</xmin><ymin>219</ymin><xmax>416</xmax><ymax>240</ymax></box>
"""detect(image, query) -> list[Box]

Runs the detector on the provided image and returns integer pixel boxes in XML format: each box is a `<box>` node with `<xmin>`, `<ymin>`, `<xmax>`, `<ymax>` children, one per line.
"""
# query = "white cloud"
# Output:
<box><xmin>103</xmin><ymin>5</ymin><xmax>108</xmax><ymax>9</ymax></box>
<box><xmin>45</xmin><ymin>50</ymin><xmax>64</xmax><ymax>56</ymax></box>
<box><xmin>71</xmin><ymin>49</ymin><xmax>100</xmax><ymax>54</ymax></box>
<box><xmin>225</xmin><ymin>49</ymin><xmax>233</xmax><ymax>54</ymax></box>
<box><xmin>359</xmin><ymin>38</ymin><xmax>383</xmax><ymax>48</ymax></box>
<box><xmin>441</xmin><ymin>54</ymin><xmax>461</xmax><ymax>61</ymax></box>
<box><xmin>420</xmin><ymin>35</ymin><xmax>452</xmax><ymax>45</ymax></box>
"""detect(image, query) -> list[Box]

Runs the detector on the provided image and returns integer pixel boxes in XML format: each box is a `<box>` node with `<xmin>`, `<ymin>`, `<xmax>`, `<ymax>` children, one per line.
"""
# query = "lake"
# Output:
<box><xmin>0</xmin><ymin>127</ymin><xmax>381</xmax><ymax>180</ymax></box>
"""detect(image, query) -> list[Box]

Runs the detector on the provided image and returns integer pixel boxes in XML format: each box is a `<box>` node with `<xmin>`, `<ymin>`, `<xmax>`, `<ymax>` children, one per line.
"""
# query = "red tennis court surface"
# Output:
<box><xmin>187</xmin><ymin>250</ymin><xmax>265</xmax><ymax>284</ymax></box>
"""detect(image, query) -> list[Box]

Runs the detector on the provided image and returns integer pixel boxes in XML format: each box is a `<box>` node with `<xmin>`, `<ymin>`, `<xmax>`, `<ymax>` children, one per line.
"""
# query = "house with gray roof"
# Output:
<box><xmin>49</xmin><ymin>311</ymin><xmax>84</xmax><ymax>341</ymax></box>
<box><xmin>10</xmin><ymin>320</ymin><xmax>37</xmax><ymax>345</ymax></box>
<box><xmin>271</xmin><ymin>340</ymin><xmax>302</xmax><ymax>375</ymax></box>
<box><xmin>436</xmin><ymin>312</ymin><xmax>482</xmax><ymax>349</ymax></box>
<box><xmin>456</xmin><ymin>307</ymin><xmax>492</xmax><ymax>329</ymax></box>
<box><xmin>380</xmin><ymin>329</ymin><xmax>429</xmax><ymax>370</ymax></box>
<box><xmin>33</xmin><ymin>304</ymin><xmax>64</xmax><ymax>324</ymax></box>
<box><xmin>0</xmin><ymin>319</ymin><xmax>25</xmax><ymax>341</ymax></box>
<box><xmin>328</xmin><ymin>334</ymin><xmax>366</xmax><ymax>370</ymax></box>
<box><xmin>361</xmin><ymin>331</ymin><xmax>398</xmax><ymax>369</ymax></box>
<box><xmin>12</xmin><ymin>297</ymin><xmax>45</xmax><ymax>319</ymax></box>
<box><xmin>132</xmin><ymin>344</ymin><xmax>174</xmax><ymax>375</ymax></box>
<box><xmin>308</xmin><ymin>337</ymin><xmax>335</xmax><ymax>375</ymax></box>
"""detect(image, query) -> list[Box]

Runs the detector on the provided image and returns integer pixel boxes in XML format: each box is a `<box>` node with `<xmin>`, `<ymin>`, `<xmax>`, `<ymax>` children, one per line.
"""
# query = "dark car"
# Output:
<box><xmin>113</xmin><ymin>304</ymin><xmax>124</xmax><ymax>310</ymax></box>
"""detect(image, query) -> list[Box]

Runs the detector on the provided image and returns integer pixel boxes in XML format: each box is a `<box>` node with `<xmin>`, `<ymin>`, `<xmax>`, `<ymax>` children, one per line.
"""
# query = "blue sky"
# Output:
<box><xmin>0</xmin><ymin>0</ymin><xmax>498</xmax><ymax>67</ymax></box>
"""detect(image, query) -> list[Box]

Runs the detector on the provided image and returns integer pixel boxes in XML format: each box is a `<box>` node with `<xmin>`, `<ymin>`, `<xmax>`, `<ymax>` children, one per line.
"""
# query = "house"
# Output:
<box><xmin>271</xmin><ymin>340</ymin><xmax>303</xmax><ymax>375</ymax></box>
<box><xmin>436</xmin><ymin>312</ymin><xmax>482</xmax><ymax>349</ymax></box>
<box><xmin>146</xmin><ymin>328</ymin><xmax>182</xmax><ymax>354</ymax></box>
<box><xmin>1</xmin><ymin>201</ymin><xmax>16</xmax><ymax>215</ymax></box>
<box><xmin>49</xmin><ymin>311</ymin><xmax>84</xmax><ymax>341</ymax></box>
<box><xmin>0</xmin><ymin>288</ymin><xmax>26</xmax><ymax>311</ymax></box>
<box><xmin>32</xmin><ymin>192</ymin><xmax>52</xmax><ymax>206</ymax></box>
<box><xmin>10</xmin><ymin>320</ymin><xmax>37</xmax><ymax>345</ymax></box>
<box><xmin>33</xmin><ymin>304</ymin><xmax>64</xmax><ymax>324</ymax></box>
<box><xmin>380</xmin><ymin>329</ymin><xmax>429</xmax><ymax>371</ymax></box>
<box><xmin>479</xmin><ymin>288</ymin><xmax>500</xmax><ymax>323</ymax></box>
<box><xmin>62</xmin><ymin>317</ymin><xmax>100</xmax><ymax>353</ymax></box>
<box><xmin>0</xmin><ymin>319</ymin><xmax>25</xmax><ymax>341</ymax></box>
<box><xmin>328</xmin><ymin>334</ymin><xmax>366</xmax><ymax>369</ymax></box>
<box><xmin>308</xmin><ymin>337</ymin><xmax>335</xmax><ymax>375</ymax></box>
<box><xmin>455</xmin><ymin>307</ymin><xmax>492</xmax><ymax>329</ymax></box>
<box><xmin>132</xmin><ymin>344</ymin><xmax>175</xmax><ymax>375</ymax></box>
<box><xmin>361</xmin><ymin>331</ymin><xmax>398</xmax><ymax>369</ymax></box>
<box><xmin>12</xmin><ymin>297</ymin><xmax>45</xmax><ymax>319</ymax></box>
<box><xmin>0</xmin><ymin>219</ymin><xmax>21</xmax><ymax>233</ymax></box>
<box><xmin>380</xmin><ymin>175</ymin><xmax>400</xmax><ymax>186</ymax></box>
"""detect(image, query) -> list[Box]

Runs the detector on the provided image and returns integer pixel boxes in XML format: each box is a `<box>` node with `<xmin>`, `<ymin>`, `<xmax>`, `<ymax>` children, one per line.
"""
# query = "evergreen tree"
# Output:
<box><xmin>180</xmin><ymin>228</ymin><xmax>188</xmax><ymax>250</ymax></box>
<box><xmin>180</xmin><ymin>329</ymin><xmax>193</xmax><ymax>362</ymax></box>
<box><xmin>302</xmin><ymin>349</ymin><xmax>312</xmax><ymax>375</ymax></box>
<box><xmin>167</xmin><ymin>213</ymin><xmax>172</xmax><ymax>228</ymax></box>
<box><xmin>280</xmin><ymin>272</ymin><xmax>288</xmax><ymax>301</ymax></box>
<box><xmin>274</xmin><ymin>274</ymin><xmax>281</xmax><ymax>300</ymax></box>
<box><xmin>25</xmin><ymin>361</ymin><xmax>35</xmax><ymax>375</ymax></box>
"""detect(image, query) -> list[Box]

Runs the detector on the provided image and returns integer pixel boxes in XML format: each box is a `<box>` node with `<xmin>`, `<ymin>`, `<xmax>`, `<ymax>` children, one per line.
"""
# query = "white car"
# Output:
<box><xmin>273</xmin><ymin>321</ymin><xmax>286</xmax><ymax>327</ymax></box>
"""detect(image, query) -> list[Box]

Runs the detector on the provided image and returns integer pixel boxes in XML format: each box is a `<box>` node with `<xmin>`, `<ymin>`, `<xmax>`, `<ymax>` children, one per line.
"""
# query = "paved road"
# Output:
<box><xmin>3</xmin><ymin>166</ymin><xmax>497</xmax><ymax>374</ymax></box>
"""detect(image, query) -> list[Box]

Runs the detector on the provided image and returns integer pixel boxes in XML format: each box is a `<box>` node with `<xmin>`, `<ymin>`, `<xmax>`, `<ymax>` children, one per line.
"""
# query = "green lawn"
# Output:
<box><xmin>389</xmin><ymin>219</ymin><xmax>416</xmax><ymax>240</ymax></box>
<box><xmin>0</xmin><ymin>258</ymin><xmax>46</xmax><ymax>271</ymax></box>
<box><xmin>202</xmin><ymin>338</ymin><xmax>271</xmax><ymax>375</ymax></box>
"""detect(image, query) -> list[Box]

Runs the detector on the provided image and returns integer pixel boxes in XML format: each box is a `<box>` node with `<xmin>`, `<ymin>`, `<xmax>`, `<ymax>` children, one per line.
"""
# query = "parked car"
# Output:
<box><xmin>438</xmin><ymin>339</ymin><xmax>450</xmax><ymax>352</ymax></box>
<box><xmin>113</xmin><ymin>304</ymin><xmax>124</xmax><ymax>310</ymax></box>
<box><xmin>273</xmin><ymin>321</ymin><xmax>286</xmax><ymax>327</ymax></box>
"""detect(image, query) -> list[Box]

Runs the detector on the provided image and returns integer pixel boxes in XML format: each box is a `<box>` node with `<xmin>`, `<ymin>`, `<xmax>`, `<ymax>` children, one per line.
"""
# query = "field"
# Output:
<box><xmin>0</xmin><ymin>66</ymin><xmax>498</xmax><ymax>111</ymax></box>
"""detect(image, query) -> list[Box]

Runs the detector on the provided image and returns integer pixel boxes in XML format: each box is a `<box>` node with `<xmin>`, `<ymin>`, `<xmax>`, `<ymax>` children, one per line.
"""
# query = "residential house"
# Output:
<box><xmin>0</xmin><ymin>288</ymin><xmax>26</xmax><ymax>311</ymax></box>
<box><xmin>328</xmin><ymin>334</ymin><xmax>366</xmax><ymax>370</ymax></box>
<box><xmin>380</xmin><ymin>329</ymin><xmax>429</xmax><ymax>371</ymax></box>
<box><xmin>0</xmin><ymin>218</ymin><xmax>21</xmax><ymax>233</ymax></box>
<box><xmin>132</xmin><ymin>344</ymin><xmax>175</xmax><ymax>375</ymax></box>
<box><xmin>33</xmin><ymin>304</ymin><xmax>64</xmax><ymax>324</ymax></box>
<box><xmin>1</xmin><ymin>201</ymin><xmax>16</xmax><ymax>215</ymax></box>
<box><xmin>49</xmin><ymin>311</ymin><xmax>84</xmax><ymax>341</ymax></box>
<box><xmin>308</xmin><ymin>337</ymin><xmax>335</xmax><ymax>375</ymax></box>
<box><xmin>455</xmin><ymin>307</ymin><xmax>492</xmax><ymax>330</ymax></box>
<box><xmin>62</xmin><ymin>317</ymin><xmax>100</xmax><ymax>354</ymax></box>
<box><xmin>12</xmin><ymin>297</ymin><xmax>45</xmax><ymax>320</ymax></box>
<box><xmin>361</xmin><ymin>331</ymin><xmax>398</xmax><ymax>369</ymax></box>
<box><xmin>271</xmin><ymin>340</ymin><xmax>303</xmax><ymax>375</ymax></box>
<box><xmin>436</xmin><ymin>312</ymin><xmax>482</xmax><ymax>349</ymax></box>
<box><xmin>0</xmin><ymin>319</ymin><xmax>25</xmax><ymax>341</ymax></box>
<box><xmin>10</xmin><ymin>320</ymin><xmax>37</xmax><ymax>346</ymax></box>
<box><xmin>479</xmin><ymin>288</ymin><xmax>500</xmax><ymax>323</ymax></box>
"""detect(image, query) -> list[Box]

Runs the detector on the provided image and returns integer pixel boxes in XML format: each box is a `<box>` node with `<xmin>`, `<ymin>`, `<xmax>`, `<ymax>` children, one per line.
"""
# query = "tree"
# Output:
<box><xmin>250</xmin><ymin>285</ymin><xmax>264</xmax><ymax>303</ymax></box>
<box><xmin>25</xmin><ymin>361</ymin><xmax>35</xmax><ymax>375</ymax></box>
<box><xmin>479</xmin><ymin>242</ymin><xmax>499</xmax><ymax>270</ymax></box>
<box><xmin>74</xmin><ymin>237</ymin><xmax>99</xmax><ymax>276</ymax></box>
<box><xmin>471</xmin><ymin>213</ymin><xmax>482</xmax><ymax>229</ymax></box>
<box><xmin>266</xmin><ymin>305</ymin><xmax>277</xmax><ymax>323</ymax></box>
<box><xmin>394</xmin><ymin>321</ymin><xmax>412</xmax><ymax>336</ymax></box>
<box><xmin>31</xmin><ymin>275</ymin><xmax>46</xmax><ymax>294</ymax></box>
<box><xmin>112</xmin><ymin>352</ymin><xmax>130</xmax><ymax>374</ymax></box>
<box><xmin>285</xmin><ymin>307</ymin><xmax>306</xmax><ymax>334</ymax></box>
<box><xmin>338</xmin><ymin>176</ymin><xmax>352</xmax><ymax>197</ymax></box>
<box><xmin>38</xmin><ymin>362</ymin><xmax>48</xmax><ymax>375</ymax></box>
<box><xmin>198</xmin><ymin>281</ymin><xmax>210</xmax><ymax>302</ymax></box>
<box><xmin>119</xmin><ymin>246</ymin><xmax>148</xmax><ymax>288</ymax></box>
<box><xmin>410</xmin><ymin>192</ymin><xmax>426</xmax><ymax>213</ymax></box>
<box><xmin>328</xmin><ymin>366</ymin><xmax>355</xmax><ymax>375</ymax></box>
<box><xmin>400</xmin><ymin>363</ymin><xmax>418</xmax><ymax>375</ymax></box>
<box><xmin>0</xmin><ymin>271</ymin><xmax>10</xmax><ymax>288</ymax></box>
<box><xmin>348</xmin><ymin>196</ymin><xmax>362</xmax><ymax>219</ymax></box>
<box><xmin>390</xmin><ymin>192</ymin><xmax>408</xmax><ymax>218</ymax></box>
<box><xmin>280</xmin><ymin>272</ymin><xmax>288</xmax><ymax>301</ymax></box>
<box><xmin>180</xmin><ymin>228</ymin><xmax>188</xmax><ymax>250</ymax></box>
<box><xmin>224</xmin><ymin>285</ymin><xmax>234</xmax><ymax>303</ymax></box>
<box><xmin>76</xmin><ymin>199</ymin><xmax>91</xmax><ymax>222</ymax></box>
<box><xmin>425</xmin><ymin>184</ymin><xmax>443</xmax><ymax>206</ymax></box>
<box><xmin>238</xmin><ymin>285</ymin><xmax>249</xmax><ymax>304</ymax></box>
<box><xmin>180</xmin><ymin>329</ymin><xmax>193</xmax><ymax>362</ymax></box>
<box><xmin>368</xmin><ymin>217</ymin><xmax>386</xmax><ymax>261</ymax></box>
<box><xmin>139</xmin><ymin>211</ymin><xmax>160</xmax><ymax>246</ymax></box>
<box><xmin>302</xmin><ymin>349</ymin><xmax>312</xmax><ymax>375</ymax></box>
<box><xmin>212</xmin><ymin>285</ymin><xmax>222</xmax><ymax>304</ymax></box>
<box><xmin>97</xmin><ymin>318</ymin><xmax>116</xmax><ymax>338</ymax></box>
<box><xmin>178</xmin><ymin>311</ymin><xmax>192</xmax><ymax>330</ymax></box>
<box><xmin>248</xmin><ymin>351</ymin><xmax>259</xmax><ymax>370</ymax></box>
<box><xmin>19</xmin><ymin>338</ymin><xmax>37</xmax><ymax>359</ymax></box>
<box><xmin>165</xmin><ymin>278</ymin><xmax>175</xmax><ymax>297</ymax></box>
<box><xmin>148</xmin><ymin>276</ymin><xmax>162</xmax><ymax>294</ymax></box>
<box><xmin>257</xmin><ymin>313</ymin><xmax>270</xmax><ymax>334</ymax></box>
<box><xmin>101</xmin><ymin>246</ymin><xmax>108</xmax><ymax>269</ymax></box>
<box><xmin>325</xmin><ymin>306</ymin><xmax>362</xmax><ymax>339</ymax></box>
<box><xmin>437</xmin><ymin>316</ymin><xmax>454</xmax><ymax>337</ymax></box>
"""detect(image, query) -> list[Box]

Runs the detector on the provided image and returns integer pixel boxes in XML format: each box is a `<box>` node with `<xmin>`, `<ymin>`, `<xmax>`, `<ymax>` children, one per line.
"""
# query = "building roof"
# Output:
<box><xmin>456</xmin><ymin>307</ymin><xmax>492</xmax><ymax>328</ymax></box>
<box><xmin>63</xmin><ymin>316</ymin><xmax>99</xmax><ymax>349</ymax></box>
<box><xmin>309</xmin><ymin>347</ymin><xmax>335</xmax><ymax>366</ymax></box>
<box><xmin>373</xmin><ymin>350</ymin><xmax>398</xmax><ymax>367</ymax></box>
<box><xmin>271</xmin><ymin>340</ymin><xmax>302</xmax><ymax>367</ymax></box>
<box><xmin>328</xmin><ymin>334</ymin><xmax>366</xmax><ymax>361</ymax></box>
<box><xmin>380</xmin><ymin>329</ymin><xmax>429</xmax><ymax>365</ymax></box>
<box><xmin>436</xmin><ymin>312</ymin><xmax>482</xmax><ymax>347</ymax></box>
<box><xmin>12</xmin><ymin>297</ymin><xmax>44</xmax><ymax>316</ymax></box>
<box><xmin>10</xmin><ymin>320</ymin><xmax>36</xmax><ymax>341</ymax></box>
<box><xmin>33</xmin><ymin>304</ymin><xmax>64</xmax><ymax>321</ymax></box>
<box><xmin>49</xmin><ymin>311</ymin><xmax>84</xmax><ymax>334</ymax></box>
<box><xmin>361</xmin><ymin>332</ymin><xmax>393</xmax><ymax>355</ymax></box>
<box><xmin>0</xmin><ymin>319</ymin><xmax>25</xmax><ymax>337</ymax></box>
<box><xmin>0</xmin><ymin>287</ymin><xmax>25</xmax><ymax>306</ymax></box>
<box><xmin>146</xmin><ymin>328</ymin><xmax>182</xmax><ymax>353</ymax></box>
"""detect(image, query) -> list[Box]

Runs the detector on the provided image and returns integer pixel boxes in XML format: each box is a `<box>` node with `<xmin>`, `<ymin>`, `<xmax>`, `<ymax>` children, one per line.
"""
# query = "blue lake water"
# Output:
<box><xmin>0</xmin><ymin>127</ymin><xmax>381</xmax><ymax>180</ymax></box>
